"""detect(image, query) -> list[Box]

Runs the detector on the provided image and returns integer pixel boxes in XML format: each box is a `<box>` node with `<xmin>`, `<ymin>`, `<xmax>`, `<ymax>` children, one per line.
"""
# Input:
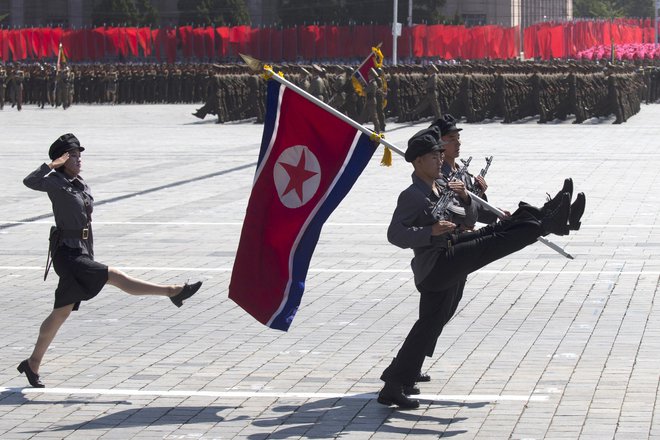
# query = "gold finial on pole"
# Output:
<box><xmin>239</xmin><ymin>53</ymin><xmax>264</xmax><ymax>73</ymax></box>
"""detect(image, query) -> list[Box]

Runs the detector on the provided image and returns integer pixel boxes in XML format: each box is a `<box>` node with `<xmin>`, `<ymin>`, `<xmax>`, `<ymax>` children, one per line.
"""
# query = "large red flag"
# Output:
<box><xmin>192</xmin><ymin>27</ymin><xmax>205</xmax><ymax>59</ymax></box>
<box><xmin>138</xmin><ymin>27</ymin><xmax>152</xmax><ymax>57</ymax></box>
<box><xmin>215</xmin><ymin>26</ymin><xmax>229</xmax><ymax>58</ymax></box>
<box><xmin>229</xmin><ymin>80</ymin><xmax>377</xmax><ymax>331</ymax></box>
<box><xmin>179</xmin><ymin>25</ymin><xmax>193</xmax><ymax>58</ymax></box>
<box><xmin>0</xmin><ymin>29</ymin><xmax>7</xmax><ymax>61</ymax></box>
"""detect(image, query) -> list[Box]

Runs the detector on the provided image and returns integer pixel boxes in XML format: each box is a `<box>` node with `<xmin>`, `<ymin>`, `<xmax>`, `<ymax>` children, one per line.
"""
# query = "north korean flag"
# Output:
<box><xmin>353</xmin><ymin>52</ymin><xmax>378</xmax><ymax>87</ymax></box>
<box><xmin>229</xmin><ymin>80</ymin><xmax>377</xmax><ymax>331</ymax></box>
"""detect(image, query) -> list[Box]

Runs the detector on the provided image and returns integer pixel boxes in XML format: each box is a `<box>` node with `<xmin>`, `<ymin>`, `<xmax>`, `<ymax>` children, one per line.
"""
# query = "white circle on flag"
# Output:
<box><xmin>273</xmin><ymin>145</ymin><xmax>321</xmax><ymax>209</ymax></box>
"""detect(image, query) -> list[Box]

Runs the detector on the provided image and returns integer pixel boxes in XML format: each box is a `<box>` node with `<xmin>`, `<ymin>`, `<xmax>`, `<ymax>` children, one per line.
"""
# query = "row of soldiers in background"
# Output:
<box><xmin>1</xmin><ymin>63</ymin><xmax>76</xmax><ymax>110</ymax></box>
<box><xmin>389</xmin><ymin>61</ymin><xmax>652</xmax><ymax>124</ymax></box>
<box><xmin>194</xmin><ymin>60</ymin><xmax>660</xmax><ymax>126</ymax></box>
<box><xmin>192</xmin><ymin>63</ymin><xmax>386</xmax><ymax>126</ymax></box>
<box><xmin>0</xmin><ymin>62</ymin><xmax>245</xmax><ymax>109</ymax></box>
<box><xmin>3</xmin><ymin>60</ymin><xmax>660</xmax><ymax>124</ymax></box>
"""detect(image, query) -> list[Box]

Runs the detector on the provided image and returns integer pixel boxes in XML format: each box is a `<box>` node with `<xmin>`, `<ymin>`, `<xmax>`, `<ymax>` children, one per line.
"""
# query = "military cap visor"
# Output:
<box><xmin>48</xmin><ymin>133</ymin><xmax>85</xmax><ymax>160</ymax></box>
<box><xmin>440</xmin><ymin>125</ymin><xmax>462</xmax><ymax>136</ymax></box>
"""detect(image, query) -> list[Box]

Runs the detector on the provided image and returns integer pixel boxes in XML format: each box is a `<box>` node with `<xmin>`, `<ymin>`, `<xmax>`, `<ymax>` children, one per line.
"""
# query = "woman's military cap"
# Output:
<box><xmin>49</xmin><ymin>133</ymin><xmax>85</xmax><ymax>160</ymax></box>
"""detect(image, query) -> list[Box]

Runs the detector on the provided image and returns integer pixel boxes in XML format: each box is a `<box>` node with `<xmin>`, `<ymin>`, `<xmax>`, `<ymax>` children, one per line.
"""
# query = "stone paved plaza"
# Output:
<box><xmin>0</xmin><ymin>102</ymin><xmax>659</xmax><ymax>439</ymax></box>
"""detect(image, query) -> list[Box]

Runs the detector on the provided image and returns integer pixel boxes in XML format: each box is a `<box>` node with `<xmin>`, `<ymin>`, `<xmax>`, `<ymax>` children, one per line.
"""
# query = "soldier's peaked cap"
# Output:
<box><xmin>431</xmin><ymin>114</ymin><xmax>463</xmax><ymax>137</ymax></box>
<box><xmin>49</xmin><ymin>133</ymin><xmax>85</xmax><ymax>160</ymax></box>
<box><xmin>405</xmin><ymin>126</ymin><xmax>446</xmax><ymax>162</ymax></box>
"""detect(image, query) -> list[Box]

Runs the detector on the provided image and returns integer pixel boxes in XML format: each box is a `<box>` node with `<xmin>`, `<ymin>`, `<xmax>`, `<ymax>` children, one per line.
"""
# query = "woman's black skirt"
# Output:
<box><xmin>52</xmin><ymin>245</ymin><xmax>108</xmax><ymax>310</ymax></box>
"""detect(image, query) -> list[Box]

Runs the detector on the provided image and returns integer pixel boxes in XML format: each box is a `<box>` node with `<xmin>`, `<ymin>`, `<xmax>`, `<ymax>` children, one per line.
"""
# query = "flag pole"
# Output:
<box><xmin>259</xmin><ymin>64</ymin><xmax>572</xmax><ymax>259</ymax></box>
<box><xmin>468</xmin><ymin>193</ymin><xmax>574</xmax><ymax>259</ymax></box>
<box><xmin>54</xmin><ymin>42</ymin><xmax>63</xmax><ymax>99</ymax></box>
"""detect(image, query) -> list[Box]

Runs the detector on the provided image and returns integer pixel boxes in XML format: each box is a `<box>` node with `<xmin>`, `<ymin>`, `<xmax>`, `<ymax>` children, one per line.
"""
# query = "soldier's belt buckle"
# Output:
<box><xmin>82</xmin><ymin>228</ymin><xmax>89</xmax><ymax>240</ymax></box>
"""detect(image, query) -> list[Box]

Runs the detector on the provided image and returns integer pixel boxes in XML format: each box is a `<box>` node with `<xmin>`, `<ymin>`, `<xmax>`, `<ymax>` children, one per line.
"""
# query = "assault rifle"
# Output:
<box><xmin>431</xmin><ymin>156</ymin><xmax>472</xmax><ymax>221</ymax></box>
<box><xmin>472</xmin><ymin>156</ymin><xmax>493</xmax><ymax>197</ymax></box>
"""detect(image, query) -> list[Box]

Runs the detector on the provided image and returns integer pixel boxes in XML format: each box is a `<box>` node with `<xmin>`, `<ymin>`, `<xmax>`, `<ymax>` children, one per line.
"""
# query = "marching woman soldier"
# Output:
<box><xmin>18</xmin><ymin>133</ymin><xmax>202</xmax><ymax>388</ymax></box>
<box><xmin>378</xmin><ymin>126</ymin><xmax>585</xmax><ymax>409</ymax></box>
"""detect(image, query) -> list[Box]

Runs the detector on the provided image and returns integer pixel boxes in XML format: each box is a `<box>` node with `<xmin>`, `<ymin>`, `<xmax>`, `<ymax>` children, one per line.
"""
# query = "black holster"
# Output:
<box><xmin>44</xmin><ymin>226</ymin><xmax>60</xmax><ymax>281</ymax></box>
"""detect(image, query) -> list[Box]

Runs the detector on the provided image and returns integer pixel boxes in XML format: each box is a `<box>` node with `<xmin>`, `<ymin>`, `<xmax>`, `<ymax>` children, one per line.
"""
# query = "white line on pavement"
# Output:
<box><xmin>0</xmin><ymin>387</ymin><xmax>548</xmax><ymax>402</ymax></box>
<box><xmin>2</xmin><ymin>220</ymin><xmax>659</xmax><ymax>228</ymax></box>
<box><xmin>1</xmin><ymin>266</ymin><xmax>657</xmax><ymax>275</ymax></box>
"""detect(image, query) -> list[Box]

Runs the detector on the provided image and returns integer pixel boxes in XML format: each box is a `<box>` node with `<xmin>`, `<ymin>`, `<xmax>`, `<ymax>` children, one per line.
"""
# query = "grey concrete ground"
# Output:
<box><xmin>0</xmin><ymin>102</ymin><xmax>658</xmax><ymax>440</ymax></box>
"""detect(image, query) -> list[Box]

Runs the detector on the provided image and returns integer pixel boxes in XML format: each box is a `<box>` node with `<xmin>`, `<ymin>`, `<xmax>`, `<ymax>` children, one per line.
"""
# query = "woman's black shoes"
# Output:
<box><xmin>17</xmin><ymin>359</ymin><xmax>44</xmax><ymax>388</ymax></box>
<box><xmin>170</xmin><ymin>281</ymin><xmax>202</xmax><ymax>308</ymax></box>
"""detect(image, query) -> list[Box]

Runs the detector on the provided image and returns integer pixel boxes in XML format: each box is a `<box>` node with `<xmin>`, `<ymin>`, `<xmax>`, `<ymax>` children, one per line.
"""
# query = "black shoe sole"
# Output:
<box><xmin>377</xmin><ymin>396</ymin><xmax>420</xmax><ymax>409</ymax></box>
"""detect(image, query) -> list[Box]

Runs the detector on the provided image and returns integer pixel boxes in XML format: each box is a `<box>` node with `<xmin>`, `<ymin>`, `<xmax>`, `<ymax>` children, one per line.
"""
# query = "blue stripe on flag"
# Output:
<box><xmin>257</xmin><ymin>80</ymin><xmax>282</xmax><ymax>167</ymax></box>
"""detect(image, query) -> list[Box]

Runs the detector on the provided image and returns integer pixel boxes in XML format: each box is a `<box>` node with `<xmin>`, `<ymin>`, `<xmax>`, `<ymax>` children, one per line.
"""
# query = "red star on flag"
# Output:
<box><xmin>279</xmin><ymin>150</ymin><xmax>318</xmax><ymax>202</ymax></box>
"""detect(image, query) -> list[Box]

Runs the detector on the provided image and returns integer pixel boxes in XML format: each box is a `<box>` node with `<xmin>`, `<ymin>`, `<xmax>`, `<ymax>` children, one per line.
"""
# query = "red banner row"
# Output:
<box><xmin>525</xmin><ymin>19</ymin><xmax>660</xmax><ymax>59</ymax></box>
<box><xmin>1</xmin><ymin>20</ymin><xmax>659</xmax><ymax>63</ymax></box>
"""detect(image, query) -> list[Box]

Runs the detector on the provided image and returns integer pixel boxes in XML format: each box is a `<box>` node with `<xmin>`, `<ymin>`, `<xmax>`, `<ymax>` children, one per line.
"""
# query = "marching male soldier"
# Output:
<box><xmin>411</xmin><ymin>66</ymin><xmax>442</xmax><ymax>121</ymax></box>
<box><xmin>310</xmin><ymin>65</ymin><xmax>328</xmax><ymax>103</ymax></box>
<box><xmin>375</xmin><ymin>67</ymin><xmax>387</xmax><ymax>132</ymax></box>
<box><xmin>0</xmin><ymin>66</ymin><xmax>7</xmax><ymax>110</ymax></box>
<box><xmin>33</xmin><ymin>64</ymin><xmax>49</xmax><ymax>109</ymax></box>
<box><xmin>343</xmin><ymin>69</ymin><xmax>359</xmax><ymax>119</ymax></box>
<box><xmin>378</xmin><ymin>125</ymin><xmax>585</xmax><ymax>409</ymax></box>
<box><xmin>9</xmin><ymin>67</ymin><xmax>25</xmax><ymax>111</ymax></box>
<box><xmin>359</xmin><ymin>68</ymin><xmax>383</xmax><ymax>133</ymax></box>
<box><xmin>105</xmin><ymin>70</ymin><xmax>119</xmax><ymax>104</ymax></box>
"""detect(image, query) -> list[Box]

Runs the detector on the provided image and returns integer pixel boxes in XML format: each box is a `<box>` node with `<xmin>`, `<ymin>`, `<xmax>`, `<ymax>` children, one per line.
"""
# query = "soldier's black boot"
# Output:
<box><xmin>403</xmin><ymin>384</ymin><xmax>420</xmax><ymax>395</ymax></box>
<box><xmin>543</xmin><ymin>178</ymin><xmax>573</xmax><ymax>215</ymax></box>
<box><xmin>541</xmin><ymin>192</ymin><xmax>571</xmax><ymax>236</ymax></box>
<box><xmin>569</xmin><ymin>193</ymin><xmax>585</xmax><ymax>231</ymax></box>
<box><xmin>377</xmin><ymin>382</ymin><xmax>420</xmax><ymax>409</ymax></box>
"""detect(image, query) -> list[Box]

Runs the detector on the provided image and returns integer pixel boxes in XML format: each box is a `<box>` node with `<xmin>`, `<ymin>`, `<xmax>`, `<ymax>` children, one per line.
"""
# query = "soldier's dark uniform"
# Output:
<box><xmin>359</xmin><ymin>70</ymin><xmax>382</xmax><ymax>133</ymax></box>
<box><xmin>377</xmin><ymin>126</ymin><xmax>582</xmax><ymax>409</ymax></box>
<box><xmin>0</xmin><ymin>67</ymin><xmax>7</xmax><ymax>110</ymax></box>
<box><xmin>10</xmin><ymin>68</ymin><xmax>25</xmax><ymax>111</ymax></box>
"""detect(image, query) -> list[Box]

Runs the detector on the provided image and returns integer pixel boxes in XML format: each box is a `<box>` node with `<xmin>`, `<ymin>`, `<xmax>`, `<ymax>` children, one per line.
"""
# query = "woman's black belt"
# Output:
<box><xmin>58</xmin><ymin>227</ymin><xmax>90</xmax><ymax>240</ymax></box>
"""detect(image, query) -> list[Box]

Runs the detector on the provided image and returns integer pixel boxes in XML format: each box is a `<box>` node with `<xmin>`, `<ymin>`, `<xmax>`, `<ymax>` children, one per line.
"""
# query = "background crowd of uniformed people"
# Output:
<box><xmin>1</xmin><ymin>60</ymin><xmax>659</xmax><ymax>126</ymax></box>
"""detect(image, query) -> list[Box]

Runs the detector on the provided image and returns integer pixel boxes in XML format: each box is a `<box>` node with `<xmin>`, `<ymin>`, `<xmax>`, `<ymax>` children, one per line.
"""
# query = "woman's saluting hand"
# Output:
<box><xmin>49</xmin><ymin>152</ymin><xmax>69</xmax><ymax>170</ymax></box>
